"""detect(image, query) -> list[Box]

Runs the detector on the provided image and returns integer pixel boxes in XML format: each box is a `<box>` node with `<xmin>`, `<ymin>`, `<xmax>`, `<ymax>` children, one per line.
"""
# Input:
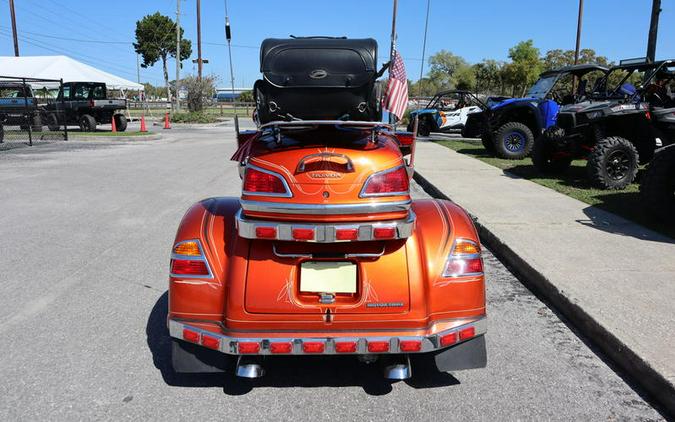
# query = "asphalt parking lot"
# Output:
<box><xmin>0</xmin><ymin>123</ymin><xmax>665</xmax><ymax>421</ymax></box>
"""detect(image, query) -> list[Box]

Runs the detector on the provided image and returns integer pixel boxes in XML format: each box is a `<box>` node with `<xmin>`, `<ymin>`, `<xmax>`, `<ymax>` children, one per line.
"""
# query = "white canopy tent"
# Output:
<box><xmin>0</xmin><ymin>55</ymin><xmax>143</xmax><ymax>90</ymax></box>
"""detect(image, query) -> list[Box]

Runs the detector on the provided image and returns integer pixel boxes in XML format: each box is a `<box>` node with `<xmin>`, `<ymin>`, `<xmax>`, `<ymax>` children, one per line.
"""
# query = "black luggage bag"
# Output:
<box><xmin>255</xmin><ymin>37</ymin><xmax>381</xmax><ymax>123</ymax></box>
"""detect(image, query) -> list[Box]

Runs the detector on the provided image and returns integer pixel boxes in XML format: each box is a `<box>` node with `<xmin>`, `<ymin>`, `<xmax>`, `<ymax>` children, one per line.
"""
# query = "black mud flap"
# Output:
<box><xmin>171</xmin><ymin>339</ymin><xmax>232</xmax><ymax>373</ymax></box>
<box><xmin>432</xmin><ymin>335</ymin><xmax>487</xmax><ymax>372</ymax></box>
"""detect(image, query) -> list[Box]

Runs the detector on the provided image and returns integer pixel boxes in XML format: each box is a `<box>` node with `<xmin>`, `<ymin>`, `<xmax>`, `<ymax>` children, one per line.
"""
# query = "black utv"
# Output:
<box><xmin>532</xmin><ymin>58</ymin><xmax>674</xmax><ymax>190</ymax></box>
<box><xmin>43</xmin><ymin>82</ymin><xmax>127</xmax><ymax>132</ymax></box>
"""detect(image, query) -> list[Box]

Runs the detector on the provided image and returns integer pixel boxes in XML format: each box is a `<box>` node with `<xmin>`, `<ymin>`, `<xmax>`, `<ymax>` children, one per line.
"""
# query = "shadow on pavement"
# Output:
<box><xmin>146</xmin><ymin>291</ymin><xmax>460</xmax><ymax>395</ymax></box>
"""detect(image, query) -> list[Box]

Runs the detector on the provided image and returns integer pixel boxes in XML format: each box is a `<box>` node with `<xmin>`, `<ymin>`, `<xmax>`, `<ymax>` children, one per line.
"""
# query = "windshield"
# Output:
<box><xmin>526</xmin><ymin>75</ymin><xmax>557</xmax><ymax>99</ymax></box>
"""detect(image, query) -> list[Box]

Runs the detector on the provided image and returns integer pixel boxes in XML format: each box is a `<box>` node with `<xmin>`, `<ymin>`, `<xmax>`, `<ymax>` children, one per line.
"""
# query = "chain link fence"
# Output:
<box><xmin>0</xmin><ymin>76</ymin><xmax>68</xmax><ymax>150</ymax></box>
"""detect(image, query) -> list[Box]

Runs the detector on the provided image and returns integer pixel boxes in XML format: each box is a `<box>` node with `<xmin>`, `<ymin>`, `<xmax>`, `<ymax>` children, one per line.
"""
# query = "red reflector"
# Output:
<box><xmin>243</xmin><ymin>167</ymin><xmax>288</xmax><ymax>194</ymax></box>
<box><xmin>201</xmin><ymin>334</ymin><xmax>220</xmax><ymax>350</ymax></box>
<box><xmin>270</xmin><ymin>342</ymin><xmax>293</xmax><ymax>354</ymax></box>
<box><xmin>335</xmin><ymin>228</ymin><xmax>359</xmax><ymax>241</ymax></box>
<box><xmin>183</xmin><ymin>328</ymin><xmax>200</xmax><ymax>343</ymax></box>
<box><xmin>459</xmin><ymin>326</ymin><xmax>476</xmax><ymax>341</ymax></box>
<box><xmin>399</xmin><ymin>340</ymin><xmax>422</xmax><ymax>352</ymax></box>
<box><xmin>440</xmin><ymin>332</ymin><xmax>458</xmax><ymax>347</ymax></box>
<box><xmin>255</xmin><ymin>226</ymin><xmax>277</xmax><ymax>239</ymax></box>
<box><xmin>172</xmin><ymin>259</ymin><xmax>209</xmax><ymax>276</ymax></box>
<box><xmin>396</xmin><ymin>132</ymin><xmax>415</xmax><ymax>146</ymax></box>
<box><xmin>367</xmin><ymin>341</ymin><xmax>390</xmax><ymax>353</ymax></box>
<box><xmin>335</xmin><ymin>341</ymin><xmax>357</xmax><ymax>353</ymax></box>
<box><xmin>373</xmin><ymin>226</ymin><xmax>396</xmax><ymax>239</ymax></box>
<box><xmin>363</xmin><ymin>166</ymin><xmax>409</xmax><ymax>196</ymax></box>
<box><xmin>238</xmin><ymin>342</ymin><xmax>260</xmax><ymax>354</ymax></box>
<box><xmin>302</xmin><ymin>342</ymin><xmax>325</xmax><ymax>353</ymax></box>
<box><xmin>292</xmin><ymin>228</ymin><xmax>315</xmax><ymax>241</ymax></box>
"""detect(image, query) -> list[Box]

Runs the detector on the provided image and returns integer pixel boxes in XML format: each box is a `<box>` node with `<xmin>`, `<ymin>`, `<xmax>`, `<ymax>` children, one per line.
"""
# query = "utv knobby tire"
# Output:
<box><xmin>417</xmin><ymin>118</ymin><xmax>431</xmax><ymax>137</ymax></box>
<box><xmin>640</xmin><ymin>144</ymin><xmax>675</xmax><ymax>221</ymax></box>
<box><xmin>31</xmin><ymin>114</ymin><xmax>42</xmax><ymax>132</ymax></box>
<box><xmin>494</xmin><ymin>122</ymin><xmax>534</xmax><ymax>159</ymax></box>
<box><xmin>481</xmin><ymin>133</ymin><xmax>495</xmax><ymax>153</ymax></box>
<box><xmin>114</xmin><ymin>114</ymin><xmax>128</xmax><ymax>132</ymax></box>
<box><xmin>532</xmin><ymin>134</ymin><xmax>572</xmax><ymax>173</ymax></box>
<box><xmin>47</xmin><ymin>113</ymin><xmax>60</xmax><ymax>131</ymax></box>
<box><xmin>587</xmin><ymin>136</ymin><xmax>639</xmax><ymax>190</ymax></box>
<box><xmin>79</xmin><ymin>114</ymin><xmax>97</xmax><ymax>132</ymax></box>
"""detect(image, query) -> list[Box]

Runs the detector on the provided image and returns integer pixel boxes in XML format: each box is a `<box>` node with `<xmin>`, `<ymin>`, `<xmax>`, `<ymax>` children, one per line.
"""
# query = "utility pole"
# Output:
<box><xmin>418</xmin><ymin>0</ymin><xmax>431</xmax><ymax>106</ymax></box>
<box><xmin>225</xmin><ymin>0</ymin><xmax>236</xmax><ymax>115</ymax></box>
<box><xmin>175</xmin><ymin>0</ymin><xmax>181</xmax><ymax>111</ymax></box>
<box><xmin>136</xmin><ymin>54</ymin><xmax>141</xmax><ymax>84</ymax></box>
<box><xmin>9</xmin><ymin>0</ymin><xmax>20</xmax><ymax>56</ymax></box>
<box><xmin>197</xmin><ymin>0</ymin><xmax>203</xmax><ymax>79</ymax></box>
<box><xmin>573</xmin><ymin>0</ymin><xmax>584</xmax><ymax>65</ymax></box>
<box><xmin>646</xmin><ymin>0</ymin><xmax>661</xmax><ymax>63</ymax></box>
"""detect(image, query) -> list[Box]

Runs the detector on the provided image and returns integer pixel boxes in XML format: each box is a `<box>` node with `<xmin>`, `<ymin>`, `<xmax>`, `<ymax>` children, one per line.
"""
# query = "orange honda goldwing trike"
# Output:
<box><xmin>167</xmin><ymin>37</ymin><xmax>486</xmax><ymax>379</ymax></box>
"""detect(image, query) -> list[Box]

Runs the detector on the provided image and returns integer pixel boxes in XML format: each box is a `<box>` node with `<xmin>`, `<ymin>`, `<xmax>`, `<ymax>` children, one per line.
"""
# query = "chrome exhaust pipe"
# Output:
<box><xmin>383</xmin><ymin>354</ymin><xmax>412</xmax><ymax>380</ymax></box>
<box><xmin>235</xmin><ymin>356</ymin><xmax>265</xmax><ymax>378</ymax></box>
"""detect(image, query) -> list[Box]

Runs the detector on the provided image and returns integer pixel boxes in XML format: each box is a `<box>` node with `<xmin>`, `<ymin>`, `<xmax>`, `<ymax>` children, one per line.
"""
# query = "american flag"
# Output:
<box><xmin>383</xmin><ymin>50</ymin><xmax>408</xmax><ymax>120</ymax></box>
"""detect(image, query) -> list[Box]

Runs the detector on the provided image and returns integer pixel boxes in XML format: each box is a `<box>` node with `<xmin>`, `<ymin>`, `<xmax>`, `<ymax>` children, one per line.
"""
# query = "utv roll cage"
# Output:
<box><xmin>423</xmin><ymin>90</ymin><xmax>488</xmax><ymax>110</ymax></box>
<box><xmin>603</xmin><ymin>58</ymin><xmax>675</xmax><ymax>100</ymax></box>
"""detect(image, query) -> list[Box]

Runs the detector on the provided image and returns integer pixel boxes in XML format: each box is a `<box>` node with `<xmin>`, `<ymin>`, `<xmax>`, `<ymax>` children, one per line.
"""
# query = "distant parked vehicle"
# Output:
<box><xmin>532</xmin><ymin>58</ymin><xmax>674</xmax><ymax>190</ymax></box>
<box><xmin>463</xmin><ymin>64</ymin><xmax>609</xmax><ymax>159</ymax></box>
<box><xmin>0</xmin><ymin>81</ymin><xmax>42</xmax><ymax>141</ymax></box>
<box><xmin>43</xmin><ymin>82</ymin><xmax>127</xmax><ymax>132</ymax></box>
<box><xmin>407</xmin><ymin>90</ymin><xmax>487</xmax><ymax>136</ymax></box>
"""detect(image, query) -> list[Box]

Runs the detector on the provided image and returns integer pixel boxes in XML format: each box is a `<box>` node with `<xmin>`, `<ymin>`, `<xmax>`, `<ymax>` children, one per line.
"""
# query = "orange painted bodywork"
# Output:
<box><xmin>169</xmin><ymin>197</ymin><xmax>486</xmax><ymax>340</ymax></box>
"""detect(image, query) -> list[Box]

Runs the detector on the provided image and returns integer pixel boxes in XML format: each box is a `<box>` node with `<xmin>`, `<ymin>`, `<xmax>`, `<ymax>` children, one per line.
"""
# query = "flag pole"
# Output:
<box><xmin>388</xmin><ymin>0</ymin><xmax>398</xmax><ymax>125</ymax></box>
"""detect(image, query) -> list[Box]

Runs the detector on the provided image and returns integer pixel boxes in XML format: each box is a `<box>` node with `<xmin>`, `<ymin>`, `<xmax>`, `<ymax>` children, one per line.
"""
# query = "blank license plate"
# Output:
<box><xmin>300</xmin><ymin>261</ymin><xmax>357</xmax><ymax>294</ymax></box>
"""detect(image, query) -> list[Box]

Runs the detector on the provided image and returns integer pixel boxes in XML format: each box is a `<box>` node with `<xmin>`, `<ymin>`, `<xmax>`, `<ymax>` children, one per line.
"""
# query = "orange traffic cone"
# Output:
<box><xmin>163</xmin><ymin>112</ymin><xmax>171</xmax><ymax>129</ymax></box>
<box><xmin>111</xmin><ymin>115</ymin><xmax>117</xmax><ymax>133</ymax></box>
<box><xmin>140</xmin><ymin>114</ymin><xmax>147</xmax><ymax>133</ymax></box>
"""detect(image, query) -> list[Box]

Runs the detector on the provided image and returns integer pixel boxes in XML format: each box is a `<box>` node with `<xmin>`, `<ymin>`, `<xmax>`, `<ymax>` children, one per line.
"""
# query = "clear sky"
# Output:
<box><xmin>0</xmin><ymin>0</ymin><xmax>673</xmax><ymax>89</ymax></box>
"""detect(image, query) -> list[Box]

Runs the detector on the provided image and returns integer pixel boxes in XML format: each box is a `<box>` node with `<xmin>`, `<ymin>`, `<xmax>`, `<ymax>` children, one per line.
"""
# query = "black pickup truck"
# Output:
<box><xmin>43</xmin><ymin>82</ymin><xmax>127</xmax><ymax>132</ymax></box>
<box><xmin>0</xmin><ymin>81</ymin><xmax>42</xmax><ymax>141</ymax></box>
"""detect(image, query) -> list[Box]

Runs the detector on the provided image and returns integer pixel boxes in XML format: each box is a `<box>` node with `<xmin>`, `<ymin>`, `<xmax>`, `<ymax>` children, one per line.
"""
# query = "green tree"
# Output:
<box><xmin>473</xmin><ymin>59</ymin><xmax>504</xmax><ymax>94</ymax></box>
<box><xmin>134</xmin><ymin>12</ymin><xmax>192</xmax><ymax>103</ymax></box>
<box><xmin>238</xmin><ymin>90</ymin><xmax>254</xmax><ymax>103</ymax></box>
<box><xmin>183</xmin><ymin>74</ymin><xmax>217</xmax><ymax>112</ymax></box>
<box><xmin>506</xmin><ymin>40</ymin><xmax>543</xmax><ymax>96</ymax></box>
<box><xmin>453</xmin><ymin>65</ymin><xmax>476</xmax><ymax>90</ymax></box>
<box><xmin>428</xmin><ymin>50</ymin><xmax>468</xmax><ymax>87</ymax></box>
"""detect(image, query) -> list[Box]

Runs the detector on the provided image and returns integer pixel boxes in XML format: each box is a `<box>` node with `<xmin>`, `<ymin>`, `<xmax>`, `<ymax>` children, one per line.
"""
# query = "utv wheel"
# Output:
<box><xmin>114</xmin><ymin>114</ymin><xmax>128</xmax><ymax>132</ymax></box>
<box><xmin>47</xmin><ymin>113</ymin><xmax>60</xmax><ymax>131</ymax></box>
<box><xmin>481</xmin><ymin>133</ymin><xmax>495</xmax><ymax>153</ymax></box>
<box><xmin>79</xmin><ymin>114</ymin><xmax>97</xmax><ymax>132</ymax></box>
<box><xmin>532</xmin><ymin>133</ymin><xmax>572</xmax><ymax>173</ymax></box>
<box><xmin>494</xmin><ymin>122</ymin><xmax>534</xmax><ymax>159</ymax></box>
<box><xmin>417</xmin><ymin>118</ymin><xmax>431</xmax><ymax>137</ymax></box>
<box><xmin>587</xmin><ymin>136</ymin><xmax>639</xmax><ymax>190</ymax></box>
<box><xmin>640</xmin><ymin>144</ymin><xmax>675</xmax><ymax>221</ymax></box>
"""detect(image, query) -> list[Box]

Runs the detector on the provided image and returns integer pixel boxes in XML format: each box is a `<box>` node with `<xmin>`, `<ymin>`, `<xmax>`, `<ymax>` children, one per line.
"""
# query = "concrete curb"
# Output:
<box><xmin>67</xmin><ymin>133</ymin><xmax>163</xmax><ymax>142</ymax></box>
<box><xmin>413</xmin><ymin>170</ymin><xmax>674</xmax><ymax>417</ymax></box>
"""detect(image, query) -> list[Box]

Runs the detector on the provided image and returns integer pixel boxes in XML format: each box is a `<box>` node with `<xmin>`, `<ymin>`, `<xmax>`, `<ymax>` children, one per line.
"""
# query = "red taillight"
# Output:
<box><xmin>443</xmin><ymin>258</ymin><xmax>483</xmax><ymax>277</ymax></box>
<box><xmin>238</xmin><ymin>342</ymin><xmax>260</xmax><ymax>354</ymax></box>
<box><xmin>302</xmin><ymin>342</ymin><xmax>325</xmax><ymax>353</ymax></box>
<box><xmin>183</xmin><ymin>328</ymin><xmax>200</xmax><ymax>343</ymax></box>
<box><xmin>255</xmin><ymin>226</ymin><xmax>277</xmax><ymax>239</ymax></box>
<box><xmin>396</xmin><ymin>132</ymin><xmax>415</xmax><ymax>146</ymax></box>
<box><xmin>459</xmin><ymin>326</ymin><xmax>475</xmax><ymax>341</ymax></box>
<box><xmin>367</xmin><ymin>341</ymin><xmax>390</xmax><ymax>353</ymax></box>
<box><xmin>201</xmin><ymin>334</ymin><xmax>220</xmax><ymax>350</ymax></box>
<box><xmin>335</xmin><ymin>341</ymin><xmax>357</xmax><ymax>353</ymax></box>
<box><xmin>243</xmin><ymin>167</ymin><xmax>288</xmax><ymax>195</ymax></box>
<box><xmin>292</xmin><ymin>228</ymin><xmax>315</xmax><ymax>241</ymax></box>
<box><xmin>399</xmin><ymin>340</ymin><xmax>422</xmax><ymax>352</ymax></box>
<box><xmin>335</xmin><ymin>228</ymin><xmax>359</xmax><ymax>241</ymax></box>
<box><xmin>373</xmin><ymin>226</ymin><xmax>396</xmax><ymax>239</ymax></box>
<box><xmin>362</xmin><ymin>166</ymin><xmax>409</xmax><ymax>196</ymax></box>
<box><xmin>171</xmin><ymin>259</ymin><xmax>209</xmax><ymax>276</ymax></box>
<box><xmin>440</xmin><ymin>332</ymin><xmax>458</xmax><ymax>347</ymax></box>
<box><xmin>270</xmin><ymin>342</ymin><xmax>293</xmax><ymax>354</ymax></box>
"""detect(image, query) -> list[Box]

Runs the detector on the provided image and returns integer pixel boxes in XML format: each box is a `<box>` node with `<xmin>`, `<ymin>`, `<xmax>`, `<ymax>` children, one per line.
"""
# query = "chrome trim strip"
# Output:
<box><xmin>242</xmin><ymin>164</ymin><xmax>293</xmax><ymax>198</ymax></box>
<box><xmin>236</xmin><ymin>209</ymin><xmax>415</xmax><ymax>243</ymax></box>
<box><xmin>359</xmin><ymin>165</ymin><xmax>411</xmax><ymax>198</ymax></box>
<box><xmin>169</xmin><ymin>317</ymin><xmax>486</xmax><ymax>356</ymax></box>
<box><xmin>259</xmin><ymin>120</ymin><xmax>393</xmax><ymax>130</ymax></box>
<box><xmin>239</xmin><ymin>199</ymin><xmax>412</xmax><ymax>215</ymax></box>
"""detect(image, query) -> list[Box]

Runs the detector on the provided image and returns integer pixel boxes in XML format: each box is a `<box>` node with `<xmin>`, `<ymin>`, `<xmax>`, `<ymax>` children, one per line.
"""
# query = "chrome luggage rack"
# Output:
<box><xmin>258</xmin><ymin>120</ymin><xmax>393</xmax><ymax>143</ymax></box>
